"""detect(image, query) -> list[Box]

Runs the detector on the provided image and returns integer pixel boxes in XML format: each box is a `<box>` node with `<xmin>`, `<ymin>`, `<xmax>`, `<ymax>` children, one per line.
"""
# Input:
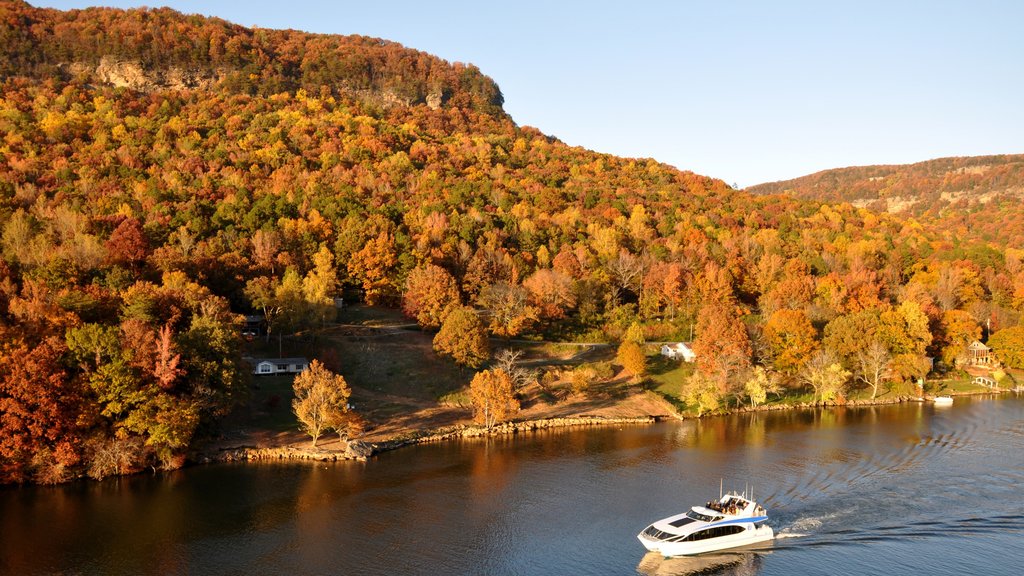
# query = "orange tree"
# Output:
<box><xmin>469</xmin><ymin>369</ymin><xmax>519</xmax><ymax>428</ymax></box>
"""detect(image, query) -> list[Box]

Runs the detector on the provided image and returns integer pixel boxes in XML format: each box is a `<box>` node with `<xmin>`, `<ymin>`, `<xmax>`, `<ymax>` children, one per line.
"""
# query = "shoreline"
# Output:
<box><xmin>195</xmin><ymin>388</ymin><xmax>1014</xmax><ymax>466</ymax></box>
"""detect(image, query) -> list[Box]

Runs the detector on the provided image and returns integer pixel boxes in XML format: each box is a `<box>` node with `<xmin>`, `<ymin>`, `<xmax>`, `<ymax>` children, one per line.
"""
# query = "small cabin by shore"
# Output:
<box><xmin>248</xmin><ymin>357</ymin><xmax>309</xmax><ymax>376</ymax></box>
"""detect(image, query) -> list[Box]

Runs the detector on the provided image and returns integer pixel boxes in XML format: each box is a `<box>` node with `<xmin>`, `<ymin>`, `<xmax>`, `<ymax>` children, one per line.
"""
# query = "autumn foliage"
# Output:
<box><xmin>1</xmin><ymin>2</ymin><xmax>1024</xmax><ymax>482</ymax></box>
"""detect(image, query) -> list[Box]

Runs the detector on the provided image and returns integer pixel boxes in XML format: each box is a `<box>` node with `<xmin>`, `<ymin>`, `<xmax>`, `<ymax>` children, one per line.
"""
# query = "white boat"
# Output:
<box><xmin>638</xmin><ymin>490</ymin><xmax>774</xmax><ymax>557</ymax></box>
<box><xmin>933</xmin><ymin>396</ymin><xmax>953</xmax><ymax>405</ymax></box>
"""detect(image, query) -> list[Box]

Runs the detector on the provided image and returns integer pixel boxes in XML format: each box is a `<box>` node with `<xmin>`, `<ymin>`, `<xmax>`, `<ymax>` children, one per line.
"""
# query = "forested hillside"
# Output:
<box><xmin>0</xmin><ymin>0</ymin><xmax>505</xmax><ymax>114</ymax></box>
<box><xmin>747</xmin><ymin>155</ymin><xmax>1024</xmax><ymax>246</ymax></box>
<box><xmin>2</xmin><ymin>2</ymin><xmax>1023</xmax><ymax>484</ymax></box>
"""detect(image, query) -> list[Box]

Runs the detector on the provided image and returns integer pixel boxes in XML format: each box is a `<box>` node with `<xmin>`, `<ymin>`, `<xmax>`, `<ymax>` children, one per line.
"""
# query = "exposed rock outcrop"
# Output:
<box><xmin>59</xmin><ymin>57</ymin><xmax>222</xmax><ymax>92</ymax></box>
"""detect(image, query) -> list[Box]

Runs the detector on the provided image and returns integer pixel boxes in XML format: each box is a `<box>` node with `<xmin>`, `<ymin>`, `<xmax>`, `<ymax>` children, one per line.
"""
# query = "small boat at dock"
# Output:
<box><xmin>933</xmin><ymin>396</ymin><xmax>953</xmax><ymax>405</ymax></box>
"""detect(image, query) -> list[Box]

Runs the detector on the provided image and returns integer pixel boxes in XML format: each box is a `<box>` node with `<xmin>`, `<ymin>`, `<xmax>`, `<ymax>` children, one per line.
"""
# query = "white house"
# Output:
<box><xmin>249</xmin><ymin>357</ymin><xmax>310</xmax><ymax>376</ymax></box>
<box><xmin>660</xmin><ymin>342</ymin><xmax>696</xmax><ymax>362</ymax></box>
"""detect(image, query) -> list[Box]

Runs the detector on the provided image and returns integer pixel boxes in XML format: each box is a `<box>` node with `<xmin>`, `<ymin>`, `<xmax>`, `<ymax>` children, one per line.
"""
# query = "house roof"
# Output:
<box><xmin>249</xmin><ymin>357</ymin><xmax>309</xmax><ymax>365</ymax></box>
<box><xmin>968</xmin><ymin>341</ymin><xmax>990</xmax><ymax>351</ymax></box>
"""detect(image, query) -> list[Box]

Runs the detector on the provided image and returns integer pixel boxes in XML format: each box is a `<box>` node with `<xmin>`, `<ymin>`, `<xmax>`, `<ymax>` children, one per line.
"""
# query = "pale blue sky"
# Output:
<box><xmin>37</xmin><ymin>1</ymin><xmax>1024</xmax><ymax>186</ymax></box>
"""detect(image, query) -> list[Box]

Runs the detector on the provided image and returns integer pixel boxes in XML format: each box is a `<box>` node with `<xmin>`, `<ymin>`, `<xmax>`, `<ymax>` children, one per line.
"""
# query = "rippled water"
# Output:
<box><xmin>2</xmin><ymin>396</ymin><xmax>1022</xmax><ymax>575</ymax></box>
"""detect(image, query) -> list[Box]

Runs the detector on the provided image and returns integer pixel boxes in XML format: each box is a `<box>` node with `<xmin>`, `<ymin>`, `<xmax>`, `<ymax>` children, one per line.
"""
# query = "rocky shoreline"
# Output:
<box><xmin>199</xmin><ymin>415</ymin><xmax>660</xmax><ymax>464</ymax></box>
<box><xmin>197</xmin><ymin>389</ymin><xmax>1012</xmax><ymax>466</ymax></box>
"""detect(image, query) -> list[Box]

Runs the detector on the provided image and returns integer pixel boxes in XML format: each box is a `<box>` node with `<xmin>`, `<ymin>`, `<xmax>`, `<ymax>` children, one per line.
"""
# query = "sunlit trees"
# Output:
<box><xmin>105</xmin><ymin>218</ymin><xmax>149</xmax><ymax>268</ymax></box>
<box><xmin>523</xmin><ymin>268</ymin><xmax>575</xmax><ymax>321</ymax></box>
<box><xmin>800</xmin><ymin>349</ymin><xmax>851</xmax><ymax>403</ymax></box>
<box><xmin>292</xmin><ymin>360</ymin><xmax>353</xmax><ymax>447</ymax></box>
<box><xmin>403</xmin><ymin>263</ymin><xmax>460</xmax><ymax>329</ymax></box>
<box><xmin>347</xmin><ymin>231</ymin><xmax>398</xmax><ymax>305</ymax></box>
<box><xmin>936</xmin><ymin>310</ymin><xmax>980</xmax><ymax>365</ymax></box>
<box><xmin>302</xmin><ymin>246</ymin><xmax>338</xmax><ymax>327</ymax></box>
<box><xmin>743</xmin><ymin>366</ymin><xmax>779</xmax><ymax>408</ymax></box>
<box><xmin>617</xmin><ymin>340</ymin><xmax>647</xmax><ymax>383</ymax></box>
<box><xmin>879</xmin><ymin>301</ymin><xmax>932</xmax><ymax>381</ymax></box>
<box><xmin>468</xmin><ymin>368</ymin><xmax>519</xmax><ymax>428</ymax></box>
<box><xmin>988</xmin><ymin>326</ymin><xmax>1024</xmax><ymax>369</ymax></box>
<box><xmin>763</xmin><ymin>309</ymin><xmax>817</xmax><ymax>375</ymax></box>
<box><xmin>0</xmin><ymin>337</ymin><xmax>85</xmax><ymax>484</ymax></box>
<box><xmin>692</xmin><ymin>301</ymin><xmax>751</xmax><ymax>386</ymax></box>
<box><xmin>433</xmin><ymin>306</ymin><xmax>489</xmax><ymax>368</ymax></box>
<box><xmin>478</xmin><ymin>282</ymin><xmax>538</xmax><ymax>337</ymax></box>
<box><xmin>682</xmin><ymin>372</ymin><xmax>722</xmax><ymax>417</ymax></box>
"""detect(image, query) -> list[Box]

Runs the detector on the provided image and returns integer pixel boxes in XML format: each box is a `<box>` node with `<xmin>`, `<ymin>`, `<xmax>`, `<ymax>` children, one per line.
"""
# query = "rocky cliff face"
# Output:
<box><xmin>59</xmin><ymin>57</ymin><xmax>447</xmax><ymax>110</ymax></box>
<box><xmin>59</xmin><ymin>57</ymin><xmax>222</xmax><ymax>92</ymax></box>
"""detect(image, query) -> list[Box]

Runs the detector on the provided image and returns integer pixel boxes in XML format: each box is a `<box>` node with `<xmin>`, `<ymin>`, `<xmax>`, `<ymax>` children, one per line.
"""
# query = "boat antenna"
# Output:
<box><xmin>719</xmin><ymin>478</ymin><xmax>723</xmax><ymax>500</ymax></box>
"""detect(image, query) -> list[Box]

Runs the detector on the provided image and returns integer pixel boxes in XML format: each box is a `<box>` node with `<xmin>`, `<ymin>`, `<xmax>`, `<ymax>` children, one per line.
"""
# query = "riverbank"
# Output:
<box><xmin>196</xmin><ymin>387</ymin><xmax>1015</xmax><ymax>466</ymax></box>
<box><xmin>200</xmin><ymin>415</ymin><xmax>661</xmax><ymax>464</ymax></box>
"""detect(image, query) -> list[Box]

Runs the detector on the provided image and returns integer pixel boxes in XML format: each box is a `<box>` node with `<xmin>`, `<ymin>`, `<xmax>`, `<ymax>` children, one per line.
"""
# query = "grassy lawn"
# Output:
<box><xmin>329</xmin><ymin>335</ymin><xmax>467</xmax><ymax>400</ymax></box>
<box><xmin>336</xmin><ymin>304</ymin><xmax>411</xmax><ymax>326</ymax></box>
<box><xmin>246</xmin><ymin>374</ymin><xmax>300</xmax><ymax>433</ymax></box>
<box><xmin>646</xmin><ymin>353</ymin><xmax>694</xmax><ymax>404</ymax></box>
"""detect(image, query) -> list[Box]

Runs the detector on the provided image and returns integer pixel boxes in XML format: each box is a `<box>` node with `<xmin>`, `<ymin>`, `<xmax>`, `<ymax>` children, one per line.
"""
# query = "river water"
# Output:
<box><xmin>2</xmin><ymin>396</ymin><xmax>1022</xmax><ymax>575</ymax></box>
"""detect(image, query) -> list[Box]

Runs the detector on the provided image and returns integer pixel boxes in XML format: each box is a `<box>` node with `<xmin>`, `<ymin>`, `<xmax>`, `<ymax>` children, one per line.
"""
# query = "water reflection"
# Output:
<box><xmin>0</xmin><ymin>396</ymin><xmax>1021</xmax><ymax>576</ymax></box>
<box><xmin>637</xmin><ymin>550</ymin><xmax>767</xmax><ymax>576</ymax></box>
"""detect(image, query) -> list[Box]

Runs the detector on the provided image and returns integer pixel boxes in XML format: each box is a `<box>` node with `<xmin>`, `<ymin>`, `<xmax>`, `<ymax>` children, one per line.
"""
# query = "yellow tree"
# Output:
<box><xmin>799</xmin><ymin>350</ymin><xmax>851</xmax><ymax>403</ymax></box>
<box><xmin>988</xmin><ymin>326</ymin><xmax>1024</xmax><ymax>369</ymax></box>
<box><xmin>292</xmin><ymin>360</ymin><xmax>352</xmax><ymax>447</ymax></box>
<box><xmin>303</xmin><ymin>245</ymin><xmax>338</xmax><ymax>326</ymax></box>
<box><xmin>937</xmin><ymin>309</ymin><xmax>980</xmax><ymax>365</ymax></box>
<box><xmin>469</xmin><ymin>369</ymin><xmax>519</xmax><ymax>428</ymax></box>
<box><xmin>763</xmin><ymin>309</ymin><xmax>818</xmax><ymax>375</ymax></box>
<box><xmin>617</xmin><ymin>340</ymin><xmax>647</xmax><ymax>383</ymax></box>
<box><xmin>433</xmin><ymin>306</ymin><xmax>489</xmax><ymax>368</ymax></box>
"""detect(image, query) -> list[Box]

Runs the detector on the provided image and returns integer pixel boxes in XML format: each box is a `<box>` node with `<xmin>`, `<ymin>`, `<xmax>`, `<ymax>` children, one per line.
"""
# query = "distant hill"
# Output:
<box><xmin>747</xmin><ymin>155</ymin><xmax>1024</xmax><ymax>245</ymax></box>
<box><xmin>0</xmin><ymin>0</ymin><xmax>505</xmax><ymax>115</ymax></box>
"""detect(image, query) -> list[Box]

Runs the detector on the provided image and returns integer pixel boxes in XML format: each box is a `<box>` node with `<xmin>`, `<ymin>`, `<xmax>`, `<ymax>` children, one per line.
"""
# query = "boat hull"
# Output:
<box><xmin>638</xmin><ymin>525</ymin><xmax>774</xmax><ymax>557</ymax></box>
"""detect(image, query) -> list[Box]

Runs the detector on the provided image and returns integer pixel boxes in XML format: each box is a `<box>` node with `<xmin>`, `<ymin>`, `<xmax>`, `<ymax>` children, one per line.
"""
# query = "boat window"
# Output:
<box><xmin>642</xmin><ymin>526</ymin><xmax>673</xmax><ymax>541</ymax></box>
<box><xmin>686</xmin><ymin>511</ymin><xmax>721</xmax><ymax>522</ymax></box>
<box><xmin>668</xmin><ymin>517</ymin><xmax>696</xmax><ymax>528</ymax></box>
<box><xmin>683</xmin><ymin>525</ymin><xmax>746</xmax><ymax>541</ymax></box>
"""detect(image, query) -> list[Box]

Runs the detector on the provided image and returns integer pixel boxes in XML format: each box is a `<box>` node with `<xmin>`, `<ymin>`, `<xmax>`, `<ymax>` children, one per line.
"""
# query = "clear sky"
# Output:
<box><xmin>36</xmin><ymin>1</ymin><xmax>1024</xmax><ymax>186</ymax></box>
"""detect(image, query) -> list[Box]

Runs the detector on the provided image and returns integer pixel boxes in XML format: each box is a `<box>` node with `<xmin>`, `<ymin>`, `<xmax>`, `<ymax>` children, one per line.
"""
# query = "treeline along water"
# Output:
<box><xmin>2</xmin><ymin>396</ymin><xmax>1022</xmax><ymax>575</ymax></box>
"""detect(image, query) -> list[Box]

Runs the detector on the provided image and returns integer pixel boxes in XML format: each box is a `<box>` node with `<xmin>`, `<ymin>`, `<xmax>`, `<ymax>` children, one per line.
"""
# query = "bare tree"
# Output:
<box><xmin>855</xmin><ymin>339</ymin><xmax>891</xmax><ymax>399</ymax></box>
<box><xmin>607</xmin><ymin>249</ymin><xmax>643</xmax><ymax>305</ymax></box>
<box><xmin>494</xmin><ymin>348</ymin><xmax>537</xmax><ymax>391</ymax></box>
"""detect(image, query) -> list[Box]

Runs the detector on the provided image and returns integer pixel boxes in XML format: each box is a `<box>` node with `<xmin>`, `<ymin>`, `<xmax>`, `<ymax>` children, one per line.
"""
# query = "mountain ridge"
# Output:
<box><xmin>1</xmin><ymin>1</ymin><xmax>506</xmax><ymax>115</ymax></box>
